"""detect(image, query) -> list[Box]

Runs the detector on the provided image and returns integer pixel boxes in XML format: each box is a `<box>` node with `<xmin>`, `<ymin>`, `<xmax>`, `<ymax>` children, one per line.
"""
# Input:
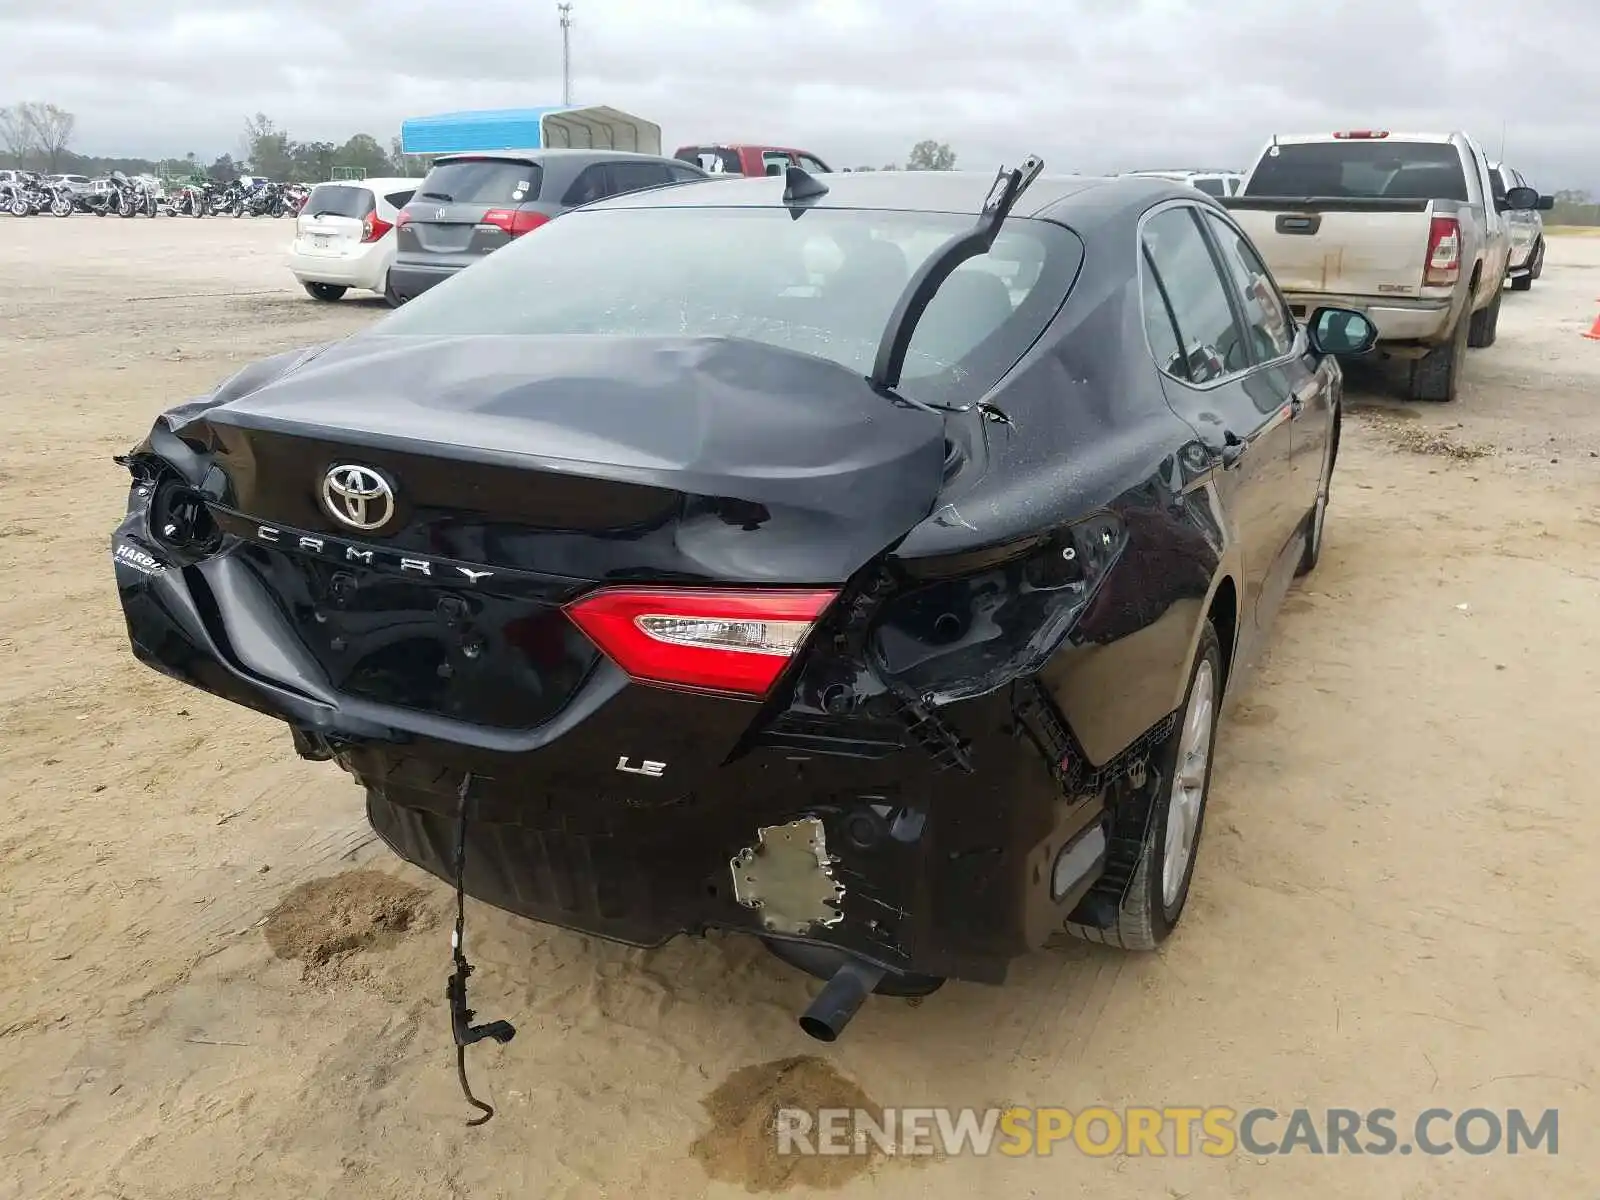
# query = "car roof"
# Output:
<box><xmin>589</xmin><ymin>169</ymin><xmax>1193</xmax><ymax>225</ymax></box>
<box><xmin>312</xmin><ymin>177</ymin><xmax>424</xmax><ymax>190</ymax></box>
<box><xmin>1266</xmin><ymin>131</ymin><xmax>1461</xmax><ymax>145</ymax></box>
<box><xmin>431</xmin><ymin>148</ymin><xmax>682</xmax><ymax>166</ymax></box>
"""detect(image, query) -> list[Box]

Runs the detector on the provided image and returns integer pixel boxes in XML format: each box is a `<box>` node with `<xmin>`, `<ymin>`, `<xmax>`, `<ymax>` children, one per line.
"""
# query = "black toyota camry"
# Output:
<box><xmin>111</xmin><ymin>161</ymin><xmax>1375</xmax><ymax>1054</ymax></box>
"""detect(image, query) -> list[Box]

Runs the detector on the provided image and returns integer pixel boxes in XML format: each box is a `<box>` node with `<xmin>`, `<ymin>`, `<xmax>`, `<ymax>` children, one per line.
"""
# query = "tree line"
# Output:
<box><xmin>1</xmin><ymin>101</ymin><xmax>962</xmax><ymax>183</ymax></box>
<box><xmin>4</xmin><ymin>100</ymin><xmax>1596</xmax><ymax>220</ymax></box>
<box><xmin>0</xmin><ymin>104</ymin><xmax>433</xmax><ymax>183</ymax></box>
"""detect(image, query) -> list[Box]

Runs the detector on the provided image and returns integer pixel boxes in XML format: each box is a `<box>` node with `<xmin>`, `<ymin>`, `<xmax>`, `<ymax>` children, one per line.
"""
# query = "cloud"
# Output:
<box><xmin>1</xmin><ymin>0</ymin><xmax>1595</xmax><ymax>188</ymax></box>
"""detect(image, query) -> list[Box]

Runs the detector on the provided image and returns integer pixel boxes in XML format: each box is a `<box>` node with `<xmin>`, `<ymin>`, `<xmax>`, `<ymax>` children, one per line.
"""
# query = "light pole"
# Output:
<box><xmin>559</xmin><ymin>3</ymin><xmax>573</xmax><ymax>106</ymax></box>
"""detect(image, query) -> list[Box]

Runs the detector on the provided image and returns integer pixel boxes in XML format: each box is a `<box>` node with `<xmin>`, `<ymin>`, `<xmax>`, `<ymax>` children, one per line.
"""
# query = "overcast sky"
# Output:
<box><xmin>2</xmin><ymin>0</ymin><xmax>1595</xmax><ymax>189</ymax></box>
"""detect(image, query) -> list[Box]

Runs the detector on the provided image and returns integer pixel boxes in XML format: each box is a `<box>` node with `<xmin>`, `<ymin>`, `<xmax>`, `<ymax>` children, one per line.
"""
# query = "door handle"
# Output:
<box><xmin>1289</xmin><ymin>395</ymin><xmax>1304</xmax><ymax>418</ymax></box>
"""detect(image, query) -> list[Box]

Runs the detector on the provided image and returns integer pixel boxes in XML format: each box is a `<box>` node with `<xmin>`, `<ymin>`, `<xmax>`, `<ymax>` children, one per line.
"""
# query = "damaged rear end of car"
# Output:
<box><xmin>111</xmin><ymin>159</ymin><xmax>1146</xmax><ymax>1054</ymax></box>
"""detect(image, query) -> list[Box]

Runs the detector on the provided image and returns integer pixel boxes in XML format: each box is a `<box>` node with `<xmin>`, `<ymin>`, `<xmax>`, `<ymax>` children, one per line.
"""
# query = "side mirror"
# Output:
<box><xmin>1503</xmin><ymin>185</ymin><xmax>1540</xmax><ymax>211</ymax></box>
<box><xmin>1536</xmin><ymin>194</ymin><xmax>1556</xmax><ymax>211</ymax></box>
<box><xmin>1307</xmin><ymin>306</ymin><xmax>1378</xmax><ymax>357</ymax></box>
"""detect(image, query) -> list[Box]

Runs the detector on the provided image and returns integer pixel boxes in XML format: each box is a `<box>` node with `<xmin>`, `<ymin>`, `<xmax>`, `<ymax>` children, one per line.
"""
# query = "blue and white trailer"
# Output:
<box><xmin>399</xmin><ymin>105</ymin><xmax>662</xmax><ymax>158</ymax></box>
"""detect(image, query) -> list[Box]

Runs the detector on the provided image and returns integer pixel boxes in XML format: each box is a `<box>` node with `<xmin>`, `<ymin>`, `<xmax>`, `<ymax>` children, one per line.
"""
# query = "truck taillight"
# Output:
<box><xmin>478</xmin><ymin>209</ymin><xmax>550</xmax><ymax>238</ymax></box>
<box><xmin>1424</xmin><ymin>216</ymin><xmax>1462</xmax><ymax>287</ymax></box>
<box><xmin>1333</xmin><ymin>130</ymin><xmax>1389</xmax><ymax>139</ymax></box>
<box><xmin>564</xmin><ymin>587</ymin><xmax>837</xmax><ymax>698</ymax></box>
<box><xmin>361</xmin><ymin>212</ymin><xmax>393</xmax><ymax>243</ymax></box>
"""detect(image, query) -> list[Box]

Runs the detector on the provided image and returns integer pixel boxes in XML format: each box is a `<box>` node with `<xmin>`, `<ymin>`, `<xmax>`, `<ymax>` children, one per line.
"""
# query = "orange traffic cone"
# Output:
<box><xmin>1585</xmin><ymin>310</ymin><xmax>1600</xmax><ymax>341</ymax></box>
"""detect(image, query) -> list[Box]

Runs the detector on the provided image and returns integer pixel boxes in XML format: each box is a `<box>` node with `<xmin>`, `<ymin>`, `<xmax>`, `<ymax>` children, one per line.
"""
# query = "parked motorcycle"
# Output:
<box><xmin>1</xmin><ymin>177</ymin><xmax>29</xmax><ymax>217</ymax></box>
<box><xmin>172</xmin><ymin>182</ymin><xmax>211</xmax><ymax>217</ymax></box>
<box><xmin>241</xmin><ymin>180</ymin><xmax>292</xmax><ymax>217</ymax></box>
<box><xmin>34</xmin><ymin>176</ymin><xmax>76</xmax><ymax>217</ymax></box>
<box><xmin>209</xmin><ymin>181</ymin><xmax>245</xmax><ymax>217</ymax></box>
<box><xmin>81</xmin><ymin>172</ymin><xmax>142</xmax><ymax>218</ymax></box>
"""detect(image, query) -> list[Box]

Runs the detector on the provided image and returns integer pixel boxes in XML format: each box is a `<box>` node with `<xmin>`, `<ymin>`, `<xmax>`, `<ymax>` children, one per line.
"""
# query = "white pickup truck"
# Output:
<box><xmin>1219</xmin><ymin>130</ymin><xmax>1552</xmax><ymax>401</ymax></box>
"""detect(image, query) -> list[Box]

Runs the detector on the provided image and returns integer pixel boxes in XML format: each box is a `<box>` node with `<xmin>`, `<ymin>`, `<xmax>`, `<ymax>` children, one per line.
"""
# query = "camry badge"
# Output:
<box><xmin>322</xmin><ymin>464</ymin><xmax>395</xmax><ymax>532</ymax></box>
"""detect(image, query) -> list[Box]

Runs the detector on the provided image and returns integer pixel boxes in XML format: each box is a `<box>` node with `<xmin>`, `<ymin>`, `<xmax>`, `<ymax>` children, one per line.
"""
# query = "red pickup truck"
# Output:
<box><xmin>673</xmin><ymin>144</ymin><xmax>832</xmax><ymax>177</ymax></box>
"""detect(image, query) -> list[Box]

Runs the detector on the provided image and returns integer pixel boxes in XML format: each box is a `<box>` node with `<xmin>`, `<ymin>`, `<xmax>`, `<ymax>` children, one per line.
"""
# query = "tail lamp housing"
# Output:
<box><xmin>478</xmin><ymin>208</ymin><xmax>550</xmax><ymax>238</ymax></box>
<box><xmin>1424</xmin><ymin>216</ymin><xmax>1462</xmax><ymax>287</ymax></box>
<box><xmin>563</xmin><ymin>587</ymin><xmax>838</xmax><ymax>698</ymax></box>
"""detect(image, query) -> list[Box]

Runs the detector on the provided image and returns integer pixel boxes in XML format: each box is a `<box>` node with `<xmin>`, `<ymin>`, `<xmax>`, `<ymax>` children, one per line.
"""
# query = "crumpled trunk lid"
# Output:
<box><xmin>159</xmin><ymin>334</ymin><xmax>949</xmax><ymax>731</ymax></box>
<box><xmin>181</xmin><ymin>333</ymin><xmax>948</xmax><ymax>584</ymax></box>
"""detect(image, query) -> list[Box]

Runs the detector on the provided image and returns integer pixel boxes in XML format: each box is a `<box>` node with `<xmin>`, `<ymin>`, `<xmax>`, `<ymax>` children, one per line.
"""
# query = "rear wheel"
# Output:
<box><xmin>1468</xmin><ymin>287</ymin><xmax>1502</xmax><ymax>348</ymax></box>
<box><xmin>7</xmin><ymin>195</ymin><xmax>27</xmax><ymax>218</ymax></box>
<box><xmin>383</xmin><ymin>279</ymin><xmax>405</xmax><ymax>308</ymax></box>
<box><xmin>303</xmin><ymin>282</ymin><xmax>348</xmax><ymax>302</ymax></box>
<box><xmin>1407</xmin><ymin>311</ymin><xmax>1468</xmax><ymax>402</ymax></box>
<box><xmin>1530</xmin><ymin>240</ymin><xmax>1545</xmax><ymax>281</ymax></box>
<box><xmin>1062</xmin><ymin>622</ymin><xmax>1223</xmax><ymax>950</ymax></box>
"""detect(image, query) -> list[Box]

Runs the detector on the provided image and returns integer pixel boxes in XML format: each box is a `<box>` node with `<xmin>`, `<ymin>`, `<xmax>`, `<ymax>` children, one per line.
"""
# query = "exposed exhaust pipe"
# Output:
<box><xmin>798</xmin><ymin>958</ymin><xmax>887</xmax><ymax>1042</ymax></box>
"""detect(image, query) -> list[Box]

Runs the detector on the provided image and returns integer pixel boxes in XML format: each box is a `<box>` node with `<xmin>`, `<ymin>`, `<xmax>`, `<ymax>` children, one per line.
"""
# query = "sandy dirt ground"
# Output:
<box><xmin>1</xmin><ymin>217</ymin><xmax>1598</xmax><ymax>1200</ymax></box>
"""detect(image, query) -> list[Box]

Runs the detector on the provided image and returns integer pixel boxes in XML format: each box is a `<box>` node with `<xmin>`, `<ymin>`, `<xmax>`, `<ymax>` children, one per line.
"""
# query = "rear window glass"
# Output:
<box><xmin>677</xmin><ymin>147</ymin><xmax>742</xmax><ymax>175</ymax></box>
<box><xmin>304</xmin><ymin>184</ymin><xmax>374</xmax><ymax>220</ymax></box>
<box><xmin>1191</xmin><ymin>177</ymin><xmax>1225</xmax><ymax>197</ymax></box>
<box><xmin>383</xmin><ymin>188</ymin><xmax>415</xmax><ymax>209</ymax></box>
<box><xmin>374</xmin><ymin>207</ymin><xmax>1084</xmax><ymax>408</ymax></box>
<box><xmin>418</xmin><ymin>159</ymin><xmax>543</xmax><ymax>205</ymax></box>
<box><xmin>1244</xmin><ymin>141</ymin><xmax>1468</xmax><ymax>201</ymax></box>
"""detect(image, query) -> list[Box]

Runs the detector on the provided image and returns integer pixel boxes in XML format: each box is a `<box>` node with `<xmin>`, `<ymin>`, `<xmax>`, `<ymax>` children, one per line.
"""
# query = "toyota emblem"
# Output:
<box><xmin>321</xmin><ymin>464</ymin><xmax>396</xmax><ymax>531</ymax></box>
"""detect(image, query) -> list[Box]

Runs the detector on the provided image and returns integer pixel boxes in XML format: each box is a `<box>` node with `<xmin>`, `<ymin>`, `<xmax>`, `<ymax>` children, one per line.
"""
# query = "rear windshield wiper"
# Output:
<box><xmin>420</xmin><ymin>191</ymin><xmax>454</xmax><ymax>201</ymax></box>
<box><xmin>868</xmin><ymin>155</ymin><xmax>1045</xmax><ymax>400</ymax></box>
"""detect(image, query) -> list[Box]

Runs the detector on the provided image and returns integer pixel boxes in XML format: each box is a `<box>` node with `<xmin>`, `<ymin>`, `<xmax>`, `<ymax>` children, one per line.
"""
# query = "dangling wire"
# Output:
<box><xmin>447</xmin><ymin>771</ymin><xmax>515</xmax><ymax>1126</ymax></box>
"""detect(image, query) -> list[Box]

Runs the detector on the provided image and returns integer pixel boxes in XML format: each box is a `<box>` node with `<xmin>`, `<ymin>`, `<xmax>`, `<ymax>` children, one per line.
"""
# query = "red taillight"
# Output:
<box><xmin>1332</xmin><ymin>130</ymin><xmax>1389</xmax><ymax>139</ymax></box>
<box><xmin>563</xmin><ymin>587</ymin><xmax>838</xmax><ymax>698</ymax></box>
<box><xmin>478</xmin><ymin>208</ymin><xmax>550</xmax><ymax>238</ymax></box>
<box><xmin>361</xmin><ymin>212</ymin><xmax>393</xmax><ymax>243</ymax></box>
<box><xmin>1424</xmin><ymin>216</ymin><xmax>1462</xmax><ymax>287</ymax></box>
<box><xmin>395</xmin><ymin>208</ymin><xmax>412</xmax><ymax>230</ymax></box>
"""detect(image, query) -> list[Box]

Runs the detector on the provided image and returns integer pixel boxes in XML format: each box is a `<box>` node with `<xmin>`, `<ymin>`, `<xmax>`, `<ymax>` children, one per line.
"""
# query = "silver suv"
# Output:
<box><xmin>389</xmin><ymin>149</ymin><xmax>709</xmax><ymax>303</ymax></box>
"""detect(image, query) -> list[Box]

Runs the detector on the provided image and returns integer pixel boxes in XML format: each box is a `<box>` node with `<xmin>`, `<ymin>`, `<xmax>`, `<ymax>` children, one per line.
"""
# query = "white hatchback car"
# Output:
<box><xmin>288</xmin><ymin>177</ymin><xmax>422</xmax><ymax>304</ymax></box>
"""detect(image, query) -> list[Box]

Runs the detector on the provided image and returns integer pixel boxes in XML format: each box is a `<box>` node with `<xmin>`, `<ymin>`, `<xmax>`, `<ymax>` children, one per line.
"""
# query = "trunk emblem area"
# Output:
<box><xmin>729</xmin><ymin>818</ymin><xmax>846</xmax><ymax>935</ymax></box>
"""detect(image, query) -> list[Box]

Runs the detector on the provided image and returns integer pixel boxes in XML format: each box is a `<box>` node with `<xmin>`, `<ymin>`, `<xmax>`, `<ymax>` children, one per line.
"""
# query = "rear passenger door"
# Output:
<box><xmin>1139</xmin><ymin>203</ymin><xmax>1300</xmax><ymax>634</ymax></box>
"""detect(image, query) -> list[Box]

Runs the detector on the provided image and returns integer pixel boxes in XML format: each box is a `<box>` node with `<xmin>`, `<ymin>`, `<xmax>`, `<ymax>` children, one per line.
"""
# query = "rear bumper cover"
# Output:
<box><xmin>287</xmin><ymin>247</ymin><xmax>388</xmax><ymax>292</ymax></box>
<box><xmin>111</xmin><ymin>505</ymin><xmax>1117</xmax><ymax>985</ymax></box>
<box><xmin>387</xmin><ymin>261</ymin><xmax>459</xmax><ymax>301</ymax></box>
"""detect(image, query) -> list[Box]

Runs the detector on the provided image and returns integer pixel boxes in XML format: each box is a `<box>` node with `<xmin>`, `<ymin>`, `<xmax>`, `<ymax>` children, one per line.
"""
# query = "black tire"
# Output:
<box><xmin>1407</xmin><ymin>311</ymin><xmax>1469</xmax><ymax>402</ymax></box>
<box><xmin>1530</xmin><ymin>240</ymin><xmax>1545</xmax><ymax>281</ymax></box>
<box><xmin>1297</xmin><ymin>403</ymin><xmax>1339</xmax><ymax>577</ymax></box>
<box><xmin>1468</xmin><ymin>287</ymin><xmax>1502</xmax><ymax>348</ymax></box>
<box><xmin>302</xmin><ymin>282</ymin><xmax>348</xmax><ymax>302</ymax></box>
<box><xmin>383</xmin><ymin>279</ymin><xmax>406</xmax><ymax>308</ymax></box>
<box><xmin>1062</xmin><ymin>622</ymin><xmax>1224</xmax><ymax>950</ymax></box>
<box><xmin>1509</xmin><ymin>271</ymin><xmax>1532</xmax><ymax>293</ymax></box>
<box><xmin>7</xmin><ymin>197</ymin><xmax>27</xmax><ymax>218</ymax></box>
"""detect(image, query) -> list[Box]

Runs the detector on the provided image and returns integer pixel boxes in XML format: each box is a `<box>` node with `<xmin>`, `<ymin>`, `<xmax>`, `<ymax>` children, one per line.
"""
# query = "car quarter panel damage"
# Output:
<box><xmin>111</xmin><ymin>175</ymin><xmax>1282</xmax><ymax>1024</ymax></box>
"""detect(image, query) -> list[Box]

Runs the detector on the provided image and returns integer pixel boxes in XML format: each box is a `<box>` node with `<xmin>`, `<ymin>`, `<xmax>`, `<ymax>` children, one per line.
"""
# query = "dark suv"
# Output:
<box><xmin>389</xmin><ymin>149</ymin><xmax>709</xmax><ymax>302</ymax></box>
